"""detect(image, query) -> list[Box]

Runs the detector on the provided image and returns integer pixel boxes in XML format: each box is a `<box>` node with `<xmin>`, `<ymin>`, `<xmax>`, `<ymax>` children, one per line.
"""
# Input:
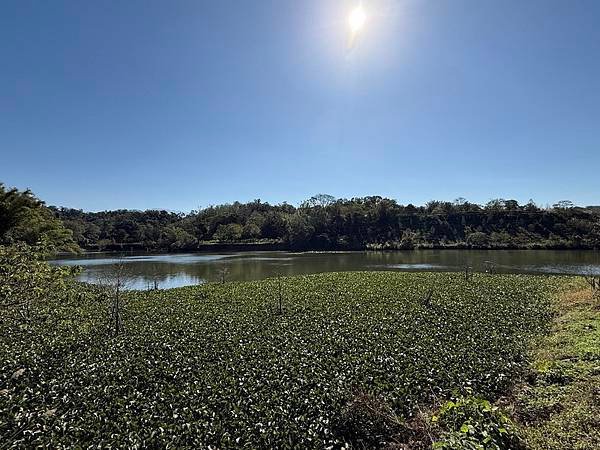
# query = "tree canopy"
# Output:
<box><xmin>0</xmin><ymin>184</ymin><xmax>79</xmax><ymax>253</ymax></box>
<box><xmin>50</xmin><ymin>194</ymin><xmax>600</xmax><ymax>252</ymax></box>
<box><xmin>2</xmin><ymin>183</ymin><xmax>598</xmax><ymax>252</ymax></box>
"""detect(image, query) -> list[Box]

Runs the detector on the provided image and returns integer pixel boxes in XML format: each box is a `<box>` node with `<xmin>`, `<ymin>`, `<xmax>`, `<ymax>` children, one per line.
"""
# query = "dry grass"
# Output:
<box><xmin>333</xmin><ymin>389</ymin><xmax>435</xmax><ymax>450</ymax></box>
<box><xmin>511</xmin><ymin>278</ymin><xmax>600</xmax><ymax>450</ymax></box>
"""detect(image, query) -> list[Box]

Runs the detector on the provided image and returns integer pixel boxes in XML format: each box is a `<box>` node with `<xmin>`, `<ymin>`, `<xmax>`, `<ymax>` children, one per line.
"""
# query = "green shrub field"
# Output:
<box><xmin>1</xmin><ymin>272</ymin><xmax>559</xmax><ymax>448</ymax></box>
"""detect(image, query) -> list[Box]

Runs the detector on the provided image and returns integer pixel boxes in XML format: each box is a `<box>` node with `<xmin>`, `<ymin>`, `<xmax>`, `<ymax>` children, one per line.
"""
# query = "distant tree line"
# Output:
<box><xmin>49</xmin><ymin>193</ymin><xmax>600</xmax><ymax>252</ymax></box>
<box><xmin>2</xmin><ymin>183</ymin><xmax>599</xmax><ymax>252</ymax></box>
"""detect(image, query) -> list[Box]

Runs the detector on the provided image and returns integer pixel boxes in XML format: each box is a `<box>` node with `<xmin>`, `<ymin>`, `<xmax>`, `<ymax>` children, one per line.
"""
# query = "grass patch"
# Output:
<box><xmin>511</xmin><ymin>279</ymin><xmax>600</xmax><ymax>449</ymax></box>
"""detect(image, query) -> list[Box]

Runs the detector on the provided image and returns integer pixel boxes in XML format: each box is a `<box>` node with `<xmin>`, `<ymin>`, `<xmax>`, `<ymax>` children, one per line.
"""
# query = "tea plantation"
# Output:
<box><xmin>1</xmin><ymin>272</ymin><xmax>558</xmax><ymax>448</ymax></box>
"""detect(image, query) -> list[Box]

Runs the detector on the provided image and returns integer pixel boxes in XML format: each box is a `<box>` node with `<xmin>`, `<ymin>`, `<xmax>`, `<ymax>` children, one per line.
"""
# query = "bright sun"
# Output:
<box><xmin>348</xmin><ymin>6</ymin><xmax>367</xmax><ymax>33</ymax></box>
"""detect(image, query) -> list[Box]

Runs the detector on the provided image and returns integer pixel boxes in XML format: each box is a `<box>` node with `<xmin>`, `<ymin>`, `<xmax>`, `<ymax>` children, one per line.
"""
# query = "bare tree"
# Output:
<box><xmin>464</xmin><ymin>265</ymin><xmax>473</xmax><ymax>281</ymax></box>
<box><xmin>277</xmin><ymin>275</ymin><xmax>284</xmax><ymax>314</ymax></box>
<box><xmin>583</xmin><ymin>268</ymin><xmax>599</xmax><ymax>298</ymax></box>
<box><xmin>146</xmin><ymin>274</ymin><xmax>160</xmax><ymax>291</ymax></box>
<box><xmin>96</xmin><ymin>259</ymin><xmax>134</xmax><ymax>337</ymax></box>
<box><xmin>217</xmin><ymin>266</ymin><xmax>230</xmax><ymax>284</ymax></box>
<box><xmin>300</xmin><ymin>194</ymin><xmax>336</xmax><ymax>208</ymax></box>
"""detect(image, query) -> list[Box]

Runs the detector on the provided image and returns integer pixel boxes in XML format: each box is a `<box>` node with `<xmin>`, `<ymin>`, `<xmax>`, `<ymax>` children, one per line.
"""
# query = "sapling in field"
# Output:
<box><xmin>146</xmin><ymin>273</ymin><xmax>160</xmax><ymax>291</ymax></box>
<box><xmin>277</xmin><ymin>274</ymin><xmax>283</xmax><ymax>314</ymax></box>
<box><xmin>464</xmin><ymin>265</ymin><xmax>473</xmax><ymax>282</ymax></box>
<box><xmin>218</xmin><ymin>266</ymin><xmax>230</xmax><ymax>284</ymax></box>
<box><xmin>96</xmin><ymin>259</ymin><xmax>134</xmax><ymax>337</ymax></box>
<box><xmin>583</xmin><ymin>270</ymin><xmax>600</xmax><ymax>299</ymax></box>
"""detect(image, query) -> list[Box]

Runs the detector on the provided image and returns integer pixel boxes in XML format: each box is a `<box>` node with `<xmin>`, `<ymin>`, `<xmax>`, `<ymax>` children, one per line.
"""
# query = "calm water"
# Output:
<box><xmin>50</xmin><ymin>250</ymin><xmax>600</xmax><ymax>290</ymax></box>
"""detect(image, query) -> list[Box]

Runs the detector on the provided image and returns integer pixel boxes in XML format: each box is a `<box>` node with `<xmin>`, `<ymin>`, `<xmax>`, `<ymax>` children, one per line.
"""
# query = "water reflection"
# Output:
<box><xmin>50</xmin><ymin>250</ymin><xmax>600</xmax><ymax>290</ymax></box>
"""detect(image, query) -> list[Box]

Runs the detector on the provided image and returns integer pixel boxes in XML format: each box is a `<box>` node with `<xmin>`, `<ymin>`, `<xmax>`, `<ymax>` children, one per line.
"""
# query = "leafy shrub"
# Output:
<box><xmin>0</xmin><ymin>243</ymin><xmax>79</xmax><ymax>321</ymax></box>
<box><xmin>432</xmin><ymin>394</ymin><xmax>523</xmax><ymax>450</ymax></box>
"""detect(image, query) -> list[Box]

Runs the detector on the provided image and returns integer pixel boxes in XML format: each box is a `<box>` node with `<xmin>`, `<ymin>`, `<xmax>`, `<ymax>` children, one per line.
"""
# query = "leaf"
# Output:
<box><xmin>11</xmin><ymin>368</ymin><xmax>25</xmax><ymax>380</ymax></box>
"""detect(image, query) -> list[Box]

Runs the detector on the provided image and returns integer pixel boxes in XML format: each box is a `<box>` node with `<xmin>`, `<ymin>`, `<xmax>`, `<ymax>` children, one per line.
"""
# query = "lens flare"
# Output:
<box><xmin>348</xmin><ymin>6</ymin><xmax>366</xmax><ymax>33</ymax></box>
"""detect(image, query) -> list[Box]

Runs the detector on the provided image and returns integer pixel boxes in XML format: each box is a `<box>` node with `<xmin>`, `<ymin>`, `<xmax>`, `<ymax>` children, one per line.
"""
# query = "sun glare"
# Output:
<box><xmin>348</xmin><ymin>6</ymin><xmax>366</xmax><ymax>33</ymax></box>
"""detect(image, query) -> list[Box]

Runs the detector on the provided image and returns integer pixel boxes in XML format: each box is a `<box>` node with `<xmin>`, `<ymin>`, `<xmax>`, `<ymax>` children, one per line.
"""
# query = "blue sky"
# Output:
<box><xmin>1</xmin><ymin>0</ymin><xmax>599</xmax><ymax>211</ymax></box>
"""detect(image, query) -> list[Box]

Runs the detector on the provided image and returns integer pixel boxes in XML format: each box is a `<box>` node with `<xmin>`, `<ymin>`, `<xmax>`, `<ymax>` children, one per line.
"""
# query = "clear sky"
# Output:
<box><xmin>1</xmin><ymin>0</ymin><xmax>599</xmax><ymax>211</ymax></box>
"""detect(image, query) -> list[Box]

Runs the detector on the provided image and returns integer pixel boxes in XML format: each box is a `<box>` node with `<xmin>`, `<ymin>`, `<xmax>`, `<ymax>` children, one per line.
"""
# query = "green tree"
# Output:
<box><xmin>0</xmin><ymin>184</ymin><xmax>78</xmax><ymax>253</ymax></box>
<box><xmin>466</xmin><ymin>231</ymin><xmax>490</xmax><ymax>247</ymax></box>
<box><xmin>160</xmin><ymin>225</ymin><xmax>198</xmax><ymax>250</ymax></box>
<box><xmin>285</xmin><ymin>214</ymin><xmax>314</xmax><ymax>249</ymax></box>
<box><xmin>213</xmin><ymin>223</ymin><xmax>243</xmax><ymax>242</ymax></box>
<box><xmin>0</xmin><ymin>243</ymin><xmax>79</xmax><ymax>321</ymax></box>
<box><xmin>553</xmin><ymin>200</ymin><xmax>574</xmax><ymax>209</ymax></box>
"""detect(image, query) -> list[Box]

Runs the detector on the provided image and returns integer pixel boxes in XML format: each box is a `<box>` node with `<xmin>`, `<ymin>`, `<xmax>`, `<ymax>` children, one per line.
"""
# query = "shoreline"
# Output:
<box><xmin>56</xmin><ymin>245</ymin><xmax>600</xmax><ymax>257</ymax></box>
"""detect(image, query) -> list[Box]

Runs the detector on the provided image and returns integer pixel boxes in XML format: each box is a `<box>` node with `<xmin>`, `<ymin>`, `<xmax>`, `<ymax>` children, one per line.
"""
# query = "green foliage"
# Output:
<box><xmin>466</xmin><ymin>231</ymin><xmax>490</xmax><ymax>247</ymax></box>
<box><xmin>285</xmin><ymin>213</ymin><xmax>314</xmax><ymax>249</ymax></box>
<box><xmin>213</xmin><ymin>222</ymin><xmax>243</xmax><ymax>241</ymax></box>
<box><xmin>0</xmin><ymin>271</ymin><xmax>559</xmax><ymax>448</ymax></box>
<box><xmin>48</xmin><ymin>192</ymin><xmax>600</xmax><ymax>251</ymax></box>
<box><xmin>242</xmin><ymin>222</ymin><xmax>262</xmax><ymax>239</ymax></box>
<box><xmin>0</xmin><ymin>184</ymin><xmax>79</xmax><ymax>253</ymax></box>
<box><xmin>432</xmin><ymin>394</ymin><xmax>522</xmax><ymax>450</ymax></box>
<box><xmin>160</xmin><ymin>224</ymin><xmax>198</xmax><ymax>250</ymax></box>
<box><xmin>0</xmin><ymin>243</ymin><xmax>80</xmax><ymax>320</ymax></box>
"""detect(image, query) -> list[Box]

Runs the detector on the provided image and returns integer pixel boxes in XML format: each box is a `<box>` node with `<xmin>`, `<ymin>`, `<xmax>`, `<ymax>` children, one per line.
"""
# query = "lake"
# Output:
<box><xmin>50</xmin><ymin>249</ymin><xmax>600</xmax><ymax>290</ymax></box>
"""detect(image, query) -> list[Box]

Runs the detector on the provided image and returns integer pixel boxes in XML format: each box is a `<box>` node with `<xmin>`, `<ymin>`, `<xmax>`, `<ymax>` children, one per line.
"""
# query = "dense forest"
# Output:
<box><xmin>2</xmin><ymin>184</ymin><xmax>599</xmax><ymax>252</ymax></box>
